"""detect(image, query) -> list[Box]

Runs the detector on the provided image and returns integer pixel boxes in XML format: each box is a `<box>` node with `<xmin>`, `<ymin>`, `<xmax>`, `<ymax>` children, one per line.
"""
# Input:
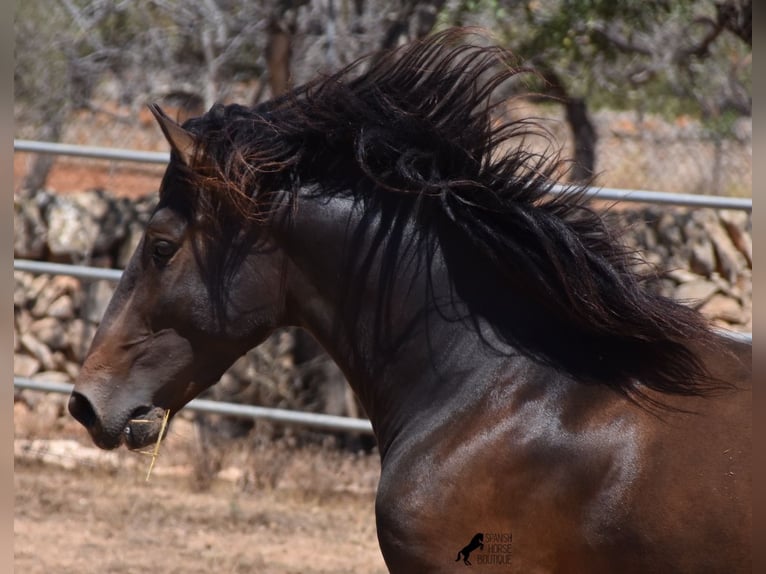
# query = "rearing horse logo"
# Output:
<box><xmin>456</xmin><ymin>533</ymin><xmax>484</xmax><ymax>565</ymax></box>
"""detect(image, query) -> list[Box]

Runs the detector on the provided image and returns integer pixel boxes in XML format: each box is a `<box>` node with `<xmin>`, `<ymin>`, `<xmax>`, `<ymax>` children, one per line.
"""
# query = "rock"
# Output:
<box><xmin>14</xmin><ymin>283</ymin><xmax>27</xmax><ymax>308</ymax></box>
<box><xmin>14</xmin><ymin>193</ymin><xmax>48</xmax><ymax>259</ymax></box>
<box><xmin>225</xmin><ymin>355</ymin><xmax>256</xmax><ymax>388</ymax></box>
<box><xmin>674</xmin><ymin>279</ymin><xmax>719</xmax><ymax>307</ymax></box>
<box><xmin>19</xmin><ymin>333</ymin><xmax>56</xmax><ymax>371</ymax></box>
<box><xmin>718</xmin><ymin>210</ymin><xmax>752</xmax><ymax>267</ymax></box>
<box><xmin>31</xmin><ymin>392</ymin><xmax>68</xmax><ymax>428</ymax></box>
<box><xmin>31</xmin><ymin>275</ymin><xmax>80</xmax><ymax>318</ymax></box>
<box><xmin>717</xmin><ymin>209</ymin><xmax>750</xmax><ymax>232</ymax></box>
<box><xmin>665</xmin><ymin>268</ymin><xmax>701</xmax><ymax>284</ymax></box>
<box><xmin>656</xmin><ymin>212</ymin><xmax>683</xmax><ymax>245</ymax></box>
<box><xmin>14</xmin><ymin>353</ymin><xmax>40</xmax><ymax>378</ymax></box>
<box><xmin>704</xmin><ymin>218</ymin><xmax>747</xmax><ymax>283</ymax></box>
<box><xmin>688</xmin><ymin>240</ymin><xmax>716</xmax><ymax>276</ymax></box>
<box><xmin>16</xmin><ymin>389</ymin><xmax>42</xmax><ymax>409</ymax></box>
<box><xmin>46</xmin><ymin>295</ymin><xmax>76</xmax><ymax>320</ymax></box>
<box><xmin>14</xmin><ymin>272</ymin><xmax>35</xmax><ymax>307</ymax></box>
<box><xmin>67</xmin><ymin>319</ymin><xmax>95</xmax><ymax>362</ymax></box>
<box><xmin>72</xmin><ymin>191</ymin><xmax>129</xmax><ymax>256</ymax></box>
<box><xmin>50</xmin><ymin>351</ymin><xmax>69</xmax><ymax>371</ymax></box>
<box><xmin>699</xmin><ymin>294</ymin><xmax>745</xmax><ymax>324</ymax></box>
<box><xmin>708</xmin><ymin>272</ymin><xmax>741</xmax><ymax>299</ymax></box>
<box><xmin>14</xmin><ymin>438</ymin><xmax>122</xmax><ymax>471</ymax></box>
<box><xmin>683</xmin><ymin>210</ymin><xmax>717</xmax><ymax>243</ymax></box>
<box><xmin>54</xmin><ymin>274</ymin><xmax>81</xmax><ymax>293</ymax></box>
<box><xmin>15</xmin><ymin>308</ymin><xmax>33</xmax><ymax>335</ymax></box>
<box><xmin>64</xmin><ymin>361</ymin><xmax>81</xmax><ymax>380</ymax></box>
<box><xmin>27</xmin><ymin>274</ymin><xmax>51</xmax><ymax>305</ymax></box>
<box><xmin>29</xmin><ymin>317</ymin><xmax>68</xmax><ymax>351</ymax></box>
<box><xmin>646</xmin><ymin>278</ymin><xmax>676</xmax><ymax>298</ymax></box>
<box><xmin>82</xmin><ymin>280</ymin><xmax>115</xmax><ymax>323</ymax></box>
<box><xmin>46</xmin><ymin>195</ymin><xmax>101</xmax><ymax>262</ymax></box>
<box><xmin>71</xmin><ymin>190</ymin><xmax>110</xmax><ymax>220</ymax></box>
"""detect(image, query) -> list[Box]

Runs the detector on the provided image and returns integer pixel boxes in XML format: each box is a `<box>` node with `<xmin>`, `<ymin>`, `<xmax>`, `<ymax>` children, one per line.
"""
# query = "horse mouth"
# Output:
<box><xmin>122</xmin><ymin>405</ymin><xmax>170</xmax><ymax>450</ymax></box>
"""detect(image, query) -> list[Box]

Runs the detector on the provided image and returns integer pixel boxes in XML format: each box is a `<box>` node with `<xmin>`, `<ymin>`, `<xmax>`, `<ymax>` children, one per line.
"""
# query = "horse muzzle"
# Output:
<box><xmin>68</xmin><ymin>389</ymin><xmax>169</xmax><ymax>451</ymax></box>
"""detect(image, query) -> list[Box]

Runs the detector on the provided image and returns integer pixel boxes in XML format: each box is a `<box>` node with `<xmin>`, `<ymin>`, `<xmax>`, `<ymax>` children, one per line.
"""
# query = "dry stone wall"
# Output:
<box><xmin>607</xmin><ymin>206</ymin><xmax>752</xmax><ymax>331</ymax></box>
<box><xmin>14</xmin><ymin>188</ymin><xmax>752</xmax><ymax>427</ymax></box>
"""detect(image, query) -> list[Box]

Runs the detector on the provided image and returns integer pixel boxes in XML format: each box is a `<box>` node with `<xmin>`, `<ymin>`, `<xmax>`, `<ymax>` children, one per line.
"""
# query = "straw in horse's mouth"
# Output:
<box><xmin>123</xmin><ymin>405</ymin><xmax>168</xmax><ymax>450</ymax></box>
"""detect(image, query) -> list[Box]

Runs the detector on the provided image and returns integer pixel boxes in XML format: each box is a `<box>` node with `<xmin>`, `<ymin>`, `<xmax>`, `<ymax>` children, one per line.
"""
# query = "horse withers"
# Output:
<box><xmin>68</xmin><ymin>30</ymin><xmax>751</xmax><ymax>572</ymax></box>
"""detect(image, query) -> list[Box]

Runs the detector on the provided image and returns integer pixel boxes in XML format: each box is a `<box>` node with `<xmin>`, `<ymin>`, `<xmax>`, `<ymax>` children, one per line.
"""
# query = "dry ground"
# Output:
<box><xmin>15</xmin><ymin>406</ymin><xmax>388</xmax><ymax>574</ymax></box>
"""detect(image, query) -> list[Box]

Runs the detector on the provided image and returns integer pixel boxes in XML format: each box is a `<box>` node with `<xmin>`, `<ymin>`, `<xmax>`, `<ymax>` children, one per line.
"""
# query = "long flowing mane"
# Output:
<box><xmin>170</xmin><ymin>29</ymin><xmax>724</xmax><ymax>400</ymax></box>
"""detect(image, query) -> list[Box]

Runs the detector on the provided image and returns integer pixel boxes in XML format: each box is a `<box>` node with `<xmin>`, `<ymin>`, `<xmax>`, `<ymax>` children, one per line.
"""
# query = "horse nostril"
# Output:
<box><xmin>68</xmin><ymin>391</ymin><xmax>98</xmax><ymax>430</ymax></box>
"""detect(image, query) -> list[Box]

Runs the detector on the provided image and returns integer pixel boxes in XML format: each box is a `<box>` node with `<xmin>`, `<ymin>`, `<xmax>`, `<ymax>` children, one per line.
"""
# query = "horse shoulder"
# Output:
<box><xmin>374</xmin><ymin>366</ymin><xmax>649</xmax><ymax>572</ymax></box>
<box><xmin>373</xmin><ymin>347</ymin><xmax>751</xmax><ymax>572</ymax></box>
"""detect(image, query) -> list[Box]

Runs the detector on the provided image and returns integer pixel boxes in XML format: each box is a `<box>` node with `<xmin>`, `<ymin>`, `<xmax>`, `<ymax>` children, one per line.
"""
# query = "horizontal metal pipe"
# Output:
<box><xmin>14</xmin><ymin>139</ymin><xmax>169</xmax><ymax>164</ymax></box>
<box><xmin>549</xmin><ymin>185</ymin><xmax>751</xmax><ymax>211</ymax></box>
<box><xmin>14</xmin><ymin>259</ymin><xmax>123</xmax><ymax>282</ymax></box>
<box><xmin>14</xmin><ymin>378</ymin><xmax>375</xmax><ymax>435</ymax></box>
<box><xmin>14</xmin><ymin>140</ymin><xmax>751</xmax><ymax>211</ymax></box>
<box><xmin>715</xmin><ymin>329</ymin><xmax>752</xmax><ymax>343</ymax></box>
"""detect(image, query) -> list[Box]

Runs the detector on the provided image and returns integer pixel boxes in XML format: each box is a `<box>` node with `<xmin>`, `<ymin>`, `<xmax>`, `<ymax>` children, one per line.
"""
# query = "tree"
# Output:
<box><xmin>438</xmin><ymin>0</ymin><xmax>751</xmax><ymax>181</ymax></box>
<box><xmin>15</xmin><ymin>0</ymin><xmax>273</xmax><ymax>189</ymax></box>
<box><xmin>260</xmin><ymin>0</ymin><xmax>447</xmax><ymax>102</ymax></box>
<box><xmin>15</xmin><ymin>0</ymin><xmax>750</xmax><ymax>188</ymax></box>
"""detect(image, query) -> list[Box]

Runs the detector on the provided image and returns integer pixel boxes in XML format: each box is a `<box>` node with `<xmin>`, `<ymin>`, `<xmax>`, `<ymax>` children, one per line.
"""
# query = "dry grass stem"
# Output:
<box><xmin>145</xmin><ymin>409</ymin><xmax>171</xmax><ymax>482</ymax></box>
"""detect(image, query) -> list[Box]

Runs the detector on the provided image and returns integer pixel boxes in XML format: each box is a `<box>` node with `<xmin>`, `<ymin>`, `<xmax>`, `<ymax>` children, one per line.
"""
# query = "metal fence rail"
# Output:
<box><xmin>14</xmin><ymin>259</ymin><xmax>123</xmax><ymax>282</ymax></box>
<box><xmin>14</xmin><ymin>139</ymin><xmax>752</xmax><ymax>211</ymax></box>
<box><xmin>549</xmin><ymin>185</ymin><xmax>752</xmax><ymax>211</ymax></box>
<box><xmin>14</xmin><ymin>378</ymin><xmax>374</xmax><ymax>435</ymax></box>
<box><xmin>14</xmin><ymin>139</ymin><xmax>169</xmax><ymax>165</ymax></box>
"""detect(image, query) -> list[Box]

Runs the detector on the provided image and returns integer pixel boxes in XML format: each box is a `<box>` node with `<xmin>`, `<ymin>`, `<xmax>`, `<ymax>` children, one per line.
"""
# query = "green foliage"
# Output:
<box><xmin>15</xmin><ymin>0</ymin><xmax>749</xmax><ymax>138</ymax></box>
<box><xmin>15</xmin><ymin>1</ymin><xmax>74</xmax><ymax>117</ymax></box>
<box><xmin>435</xmin><ymin>0</ymin><xmax>750</xmax><ymax>123</ymax></box>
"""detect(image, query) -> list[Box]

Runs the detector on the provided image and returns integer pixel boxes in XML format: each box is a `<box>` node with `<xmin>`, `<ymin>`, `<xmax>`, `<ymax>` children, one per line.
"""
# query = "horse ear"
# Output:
<box><xmin>148</xmin><ymin>103</ymin><xmax>195</xmax><ymax>166</ymax></box>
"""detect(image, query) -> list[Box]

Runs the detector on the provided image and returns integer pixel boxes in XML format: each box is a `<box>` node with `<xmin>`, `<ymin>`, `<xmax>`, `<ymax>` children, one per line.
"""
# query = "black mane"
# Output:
<box><xmin>172</xmin><ymin>29</ymin><xmax>724</xmax><ymax>400</ymax></box>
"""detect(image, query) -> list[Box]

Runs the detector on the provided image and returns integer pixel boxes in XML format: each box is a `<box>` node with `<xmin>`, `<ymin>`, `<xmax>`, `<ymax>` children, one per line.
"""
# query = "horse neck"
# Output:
<box><xmin>275</xmin><ymin>192</ymin><xmax>514</xmax><ymax>454</ymax></box>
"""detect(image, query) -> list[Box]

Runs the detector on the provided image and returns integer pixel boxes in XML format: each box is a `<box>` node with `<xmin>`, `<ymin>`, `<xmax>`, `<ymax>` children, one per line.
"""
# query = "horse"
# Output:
<box><xmin>68</xmin><ymin>30</ymin><xmax>751</xmax><ymax>572</ymax></box>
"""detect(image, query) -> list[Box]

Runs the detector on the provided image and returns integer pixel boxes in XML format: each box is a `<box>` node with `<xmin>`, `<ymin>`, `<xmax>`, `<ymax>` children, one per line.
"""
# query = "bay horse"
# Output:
<box><xmin>68</xmin><ymin>30</ymin><xmax>751</xmax><ymax>572</ymax></box>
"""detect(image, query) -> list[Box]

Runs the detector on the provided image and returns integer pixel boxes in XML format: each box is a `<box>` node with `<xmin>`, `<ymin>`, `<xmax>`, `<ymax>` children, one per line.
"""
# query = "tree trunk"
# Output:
<box><xmin>265</xmin><ymin>18</ymin><xmax>294</xmax><ymax>98</ymax></box>
<box><xmin>716</xmin><ymin>0</ymin><xmax>751</xmax><ymax>46</ymax></box>
<box><xmin>564</xmin><ymin>97</ymin><xmax>597</xmax><ymax>183</ymax></box>
<box><xmin>377</xmin><ymin>0</ymin><xmax>445</xmax><ymax>53</ymax></box>
<box><xmin>537</xmin><ymin>67</ymin><xmax>598</xmax><ymax>183</ymax></box>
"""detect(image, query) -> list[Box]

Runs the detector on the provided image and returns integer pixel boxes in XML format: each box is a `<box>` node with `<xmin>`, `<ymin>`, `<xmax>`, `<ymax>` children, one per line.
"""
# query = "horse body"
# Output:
<box><xmin>277</xmin><ymin>191</ymin><xmax>750</xmax><ymax>571</ymax></box>
<box><xmin>68</xmin><ymin>30</ymin><xmax>751</xmax><ymax>572</ymax></box>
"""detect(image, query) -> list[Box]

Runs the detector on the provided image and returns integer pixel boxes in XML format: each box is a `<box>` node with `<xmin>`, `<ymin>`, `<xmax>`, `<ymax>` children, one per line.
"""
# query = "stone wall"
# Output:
<box><xmin>607</xmin><ymin>206</ymin><xmax>751</xmax><ymax>331</ymax></box>
<box><xmin>13</xmin><ymin>189</ymin><xmax>752</xmax><ymax>429</ymax></box>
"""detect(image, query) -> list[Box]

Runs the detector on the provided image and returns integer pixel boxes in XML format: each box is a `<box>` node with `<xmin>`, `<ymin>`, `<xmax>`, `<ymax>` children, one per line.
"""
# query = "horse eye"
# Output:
<box><xmin>152</xmin><ymin>239</ymin><xmax>177</xmax><ymax>261</ymax></box>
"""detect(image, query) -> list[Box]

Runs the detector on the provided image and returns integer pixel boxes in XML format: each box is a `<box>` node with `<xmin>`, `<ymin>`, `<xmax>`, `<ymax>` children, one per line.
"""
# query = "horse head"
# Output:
<box><xmin>68</xmin><ymin>106</ymin><xmax>286</xmax><ymax>450</ymax></box>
